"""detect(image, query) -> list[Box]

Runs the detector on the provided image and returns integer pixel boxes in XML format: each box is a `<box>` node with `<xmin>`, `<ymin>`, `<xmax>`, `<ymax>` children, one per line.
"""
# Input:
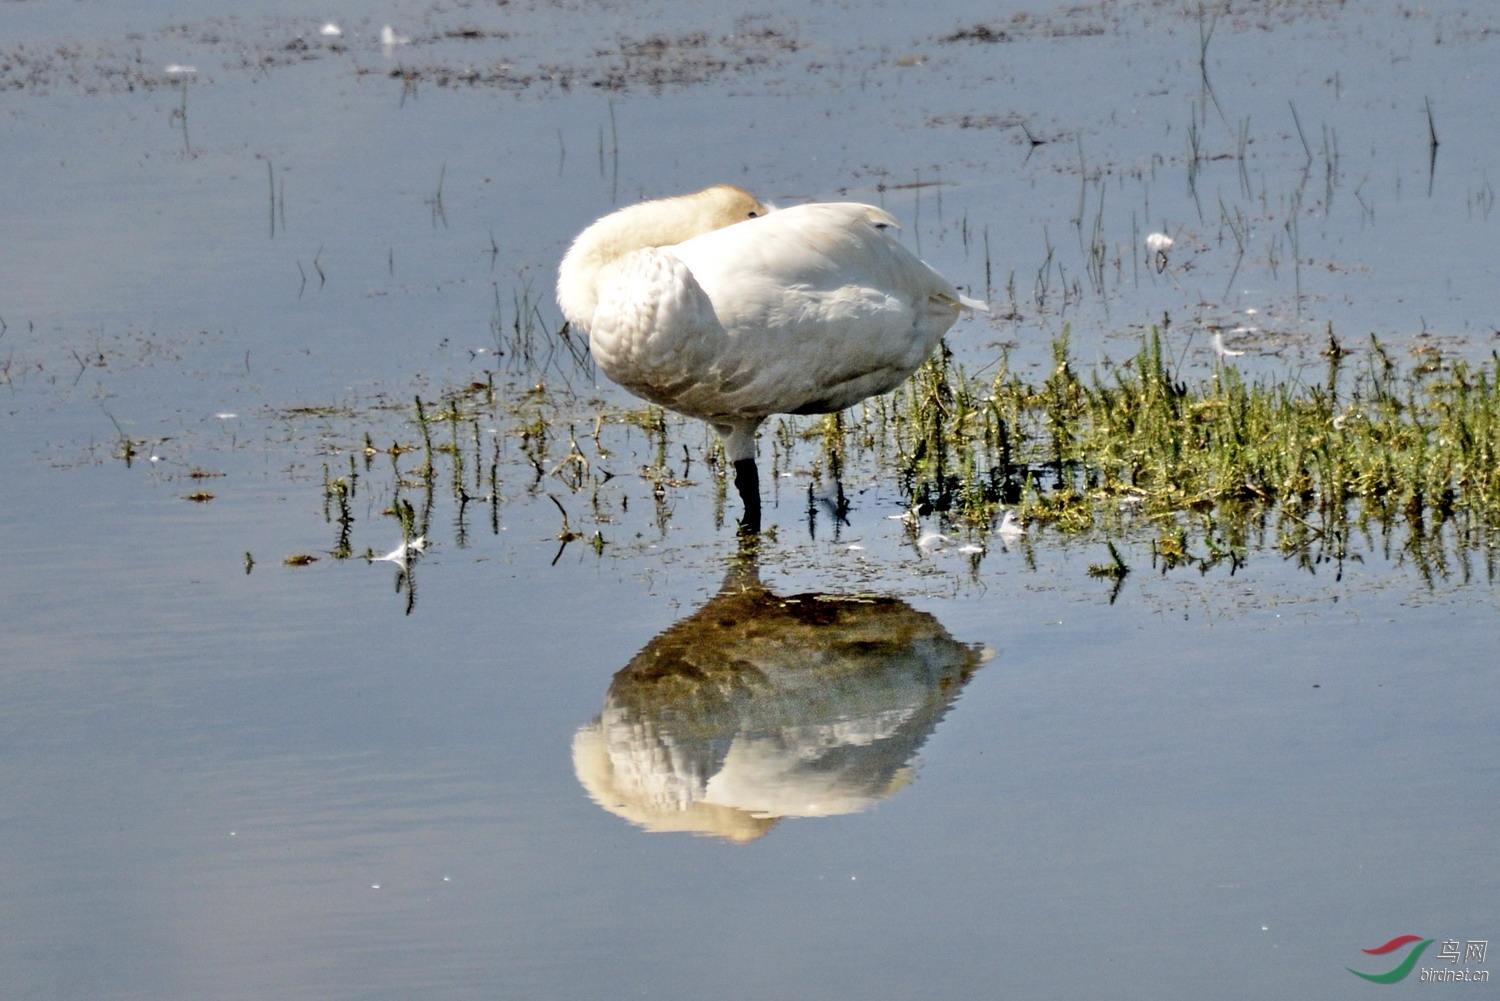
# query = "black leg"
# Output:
<box><xmin>732</xmin><ymin>457</ymin><xmax>761</xmax><ymax>536</ymax></box>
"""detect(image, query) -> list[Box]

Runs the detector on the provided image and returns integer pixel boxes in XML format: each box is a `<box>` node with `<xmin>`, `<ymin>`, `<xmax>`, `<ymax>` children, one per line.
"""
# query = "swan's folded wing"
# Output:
<box><xmin>665</xmin><ymin>203</ymin><xmax>969</xmax><ymax>413</ymax></box>
<box><xmin>590</xmin><ymin>201</ymin><xmax>980</xmax><ymax>422</ymax></box>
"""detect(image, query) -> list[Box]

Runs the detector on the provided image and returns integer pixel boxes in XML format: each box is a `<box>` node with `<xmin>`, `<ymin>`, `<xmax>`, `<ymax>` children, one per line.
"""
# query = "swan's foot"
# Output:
<box><xmin>732</xmin><ymin>458</ymin><xmax>761</xmax><ymax>536</ymax></box>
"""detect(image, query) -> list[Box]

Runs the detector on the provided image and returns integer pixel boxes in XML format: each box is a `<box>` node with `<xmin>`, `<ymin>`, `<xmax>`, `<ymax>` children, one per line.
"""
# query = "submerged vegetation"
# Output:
<box><xmin>295</xmin><ymin>322</ymin><xmax>1500</xmax><ymax>591</ymax></box>
<box><xmin>879</xmin><ymin>329</ymin><xmax>1500</xmax><ymax>580</ymax></box>
<box><xmin>888</xmin><ymin>334</ymin><xmax>1500</xmax><ymax>555</ymax></box>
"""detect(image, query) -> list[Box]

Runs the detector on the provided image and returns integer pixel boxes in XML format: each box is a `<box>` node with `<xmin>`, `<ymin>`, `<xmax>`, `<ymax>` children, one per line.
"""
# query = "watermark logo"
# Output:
<box><xmin>1348</xmin><ymin>935</ymin><xmax>1489</xmax><ymax>984</ymax></box>
<box><xmin>1348</xmin><ymin>935</ymin><xmax>1432</xmax><ymax>983</ymax></box>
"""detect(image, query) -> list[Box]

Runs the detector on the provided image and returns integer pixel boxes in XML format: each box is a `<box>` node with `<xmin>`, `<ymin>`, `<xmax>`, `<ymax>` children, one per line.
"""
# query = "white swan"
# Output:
<box><xmin>557</xmin><ymin>184</ymin><xmax>984</xmax><ymax>531</ymax></box>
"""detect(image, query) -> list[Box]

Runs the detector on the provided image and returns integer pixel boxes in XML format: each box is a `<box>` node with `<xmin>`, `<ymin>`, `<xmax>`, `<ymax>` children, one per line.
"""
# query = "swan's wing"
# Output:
<box><xmin>588</xmin><ymin>247</ymin><xmax>725</xmax><ymax>400</ymax></box>
<box><xmin>666</xmin><ymin>203</ymin><xmax>971</xmax><ymax>413</ymax></box>
<box><xmin>674</xmin><ymin>202</ymin><xmax>962</xmax><ymax>314</ymax></box>
<box><xmin>588</xmin><ymin>202</ymin><xmax>981</xmax><ymax>438</ymax></box>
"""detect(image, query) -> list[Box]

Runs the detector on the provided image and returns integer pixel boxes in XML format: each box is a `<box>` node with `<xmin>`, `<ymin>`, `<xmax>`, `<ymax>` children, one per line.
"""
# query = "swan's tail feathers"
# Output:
<box><xmin>931</xmin><ymin>290</ymin><xmax>990</xmax><ymax>314</ymax></box>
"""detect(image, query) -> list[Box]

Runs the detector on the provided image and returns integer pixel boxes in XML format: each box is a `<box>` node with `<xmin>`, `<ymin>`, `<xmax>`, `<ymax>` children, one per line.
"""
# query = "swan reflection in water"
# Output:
<box><xmin>573</xmin><ymin>559</ymin><xmax>990</xmax><ymax>842</ymax></box>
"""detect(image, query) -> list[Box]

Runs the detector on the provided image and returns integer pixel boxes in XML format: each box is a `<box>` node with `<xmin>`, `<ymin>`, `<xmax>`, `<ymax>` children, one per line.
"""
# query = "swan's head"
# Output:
<box><xmin>684</xmin><ymin>184</ymin><xmax>771</xmax><ymax>231</ymax></box>
<box><xmin>558</xmin><ymin>185</ymin><xmax>769</xmax><ymax>332</ymax></box>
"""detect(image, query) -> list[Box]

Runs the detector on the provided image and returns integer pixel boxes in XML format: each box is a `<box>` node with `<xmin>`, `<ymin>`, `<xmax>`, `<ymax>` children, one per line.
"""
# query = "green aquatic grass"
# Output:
<box><xmin>862</xmin><ymin>328</ymin><xmax>1500</xmax><ymax>579</ymax></box>
<box><xmin>316</xmin><ymin>320</ymin><xmax>1499</xmax><ymax>585</ymax></box>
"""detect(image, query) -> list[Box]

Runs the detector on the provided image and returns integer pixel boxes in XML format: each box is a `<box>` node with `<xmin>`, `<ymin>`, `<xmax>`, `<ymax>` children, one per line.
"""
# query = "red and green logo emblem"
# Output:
<box><xmin>1348</xmin><ymin>935</ymin><xmax>1433</xmax><ymax>983</ymax></box>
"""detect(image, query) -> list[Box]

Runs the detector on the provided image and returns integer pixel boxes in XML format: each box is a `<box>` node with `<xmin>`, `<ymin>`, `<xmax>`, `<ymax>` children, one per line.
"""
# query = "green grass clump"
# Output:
<box><xmin>319</xmin><ymin>318</ymin><xmax>1499</xmax><ymax>584</ymax></box>
<box><xmin>860</xmin><ymin>329</ymin><xmax>1500</xmax><ymax>574</ymax></box>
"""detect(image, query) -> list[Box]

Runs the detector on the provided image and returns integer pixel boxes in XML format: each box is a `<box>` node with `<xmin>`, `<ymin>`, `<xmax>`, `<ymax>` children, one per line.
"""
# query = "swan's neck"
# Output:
<box><xmin>556</xmin><ymin>192</ymin><xmax>729</xmax><ymax>332</ymax></box>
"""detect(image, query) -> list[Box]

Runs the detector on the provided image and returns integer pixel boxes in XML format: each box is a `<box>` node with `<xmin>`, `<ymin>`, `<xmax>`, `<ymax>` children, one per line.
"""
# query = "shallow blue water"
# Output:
<box><xmin>2</xmin><ymin>1</ymin><xmax>1497</xmax><ymax>998</ymax></box>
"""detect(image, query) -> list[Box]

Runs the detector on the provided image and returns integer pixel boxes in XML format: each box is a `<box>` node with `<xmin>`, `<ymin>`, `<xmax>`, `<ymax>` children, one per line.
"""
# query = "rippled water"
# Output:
<box><xmin>2</xmin><ymin>1</ymin><xmax>1497</xmax><ymax>998</ymax></box>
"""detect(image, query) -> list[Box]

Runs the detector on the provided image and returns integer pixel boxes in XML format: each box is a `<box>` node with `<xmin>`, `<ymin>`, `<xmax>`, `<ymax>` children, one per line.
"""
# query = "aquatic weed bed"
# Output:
<box><xmin>857</xmin><ymin>330</ymin><xmax>1500</xmax><ymax>580</ymax></box>
<box><xmin>282</xmin><ymin>322</ymin><xmax>1500</xmax><ymax>589</ymax></box>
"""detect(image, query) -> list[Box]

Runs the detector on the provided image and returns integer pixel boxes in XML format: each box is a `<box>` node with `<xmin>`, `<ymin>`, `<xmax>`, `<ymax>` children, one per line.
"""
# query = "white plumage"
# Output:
<box><xmin>557</xmin><ymin>184</ymin><xmax>984</xmax><ymax>530</ymax></box>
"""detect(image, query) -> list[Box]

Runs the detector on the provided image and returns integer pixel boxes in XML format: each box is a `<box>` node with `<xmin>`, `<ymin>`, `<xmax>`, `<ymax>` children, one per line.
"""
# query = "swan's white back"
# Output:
<box><xmin>558</xmin><ymin>187</ymin><xmax>982</xmax><ymax>462</ymax></box>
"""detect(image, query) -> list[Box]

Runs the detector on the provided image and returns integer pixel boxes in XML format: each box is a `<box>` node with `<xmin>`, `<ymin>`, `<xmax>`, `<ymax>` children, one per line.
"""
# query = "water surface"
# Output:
<box><xmin>2</xmin><ymin>1</ymin><xmax>1497</xmax><ymax>998</ymax></box>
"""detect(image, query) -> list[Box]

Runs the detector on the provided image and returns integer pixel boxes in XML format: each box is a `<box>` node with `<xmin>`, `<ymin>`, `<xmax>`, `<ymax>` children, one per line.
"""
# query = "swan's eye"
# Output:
<box><xmin>874</xmin><ymin>222</ymin><xmax>890</xmax><ymax>230</ymax></box>
<box><xmin>747</xmin><ymin>211</ymin><xmax>759</xmax><ymax>218</ymax></box>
